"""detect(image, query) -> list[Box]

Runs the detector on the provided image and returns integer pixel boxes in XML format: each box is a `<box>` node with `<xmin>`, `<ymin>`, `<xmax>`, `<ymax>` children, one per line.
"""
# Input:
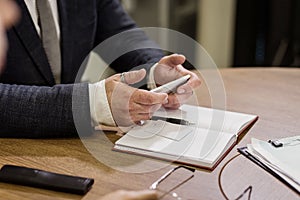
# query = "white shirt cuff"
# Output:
<box><xmin>147</xmin><ymin>63</ymin><xmax>158</xmax><ymax>90</ymax></box>
<box><xmin>88</xmin><ymin>80</ymin><xmax>116</xmax><ymax>127</ymax></box>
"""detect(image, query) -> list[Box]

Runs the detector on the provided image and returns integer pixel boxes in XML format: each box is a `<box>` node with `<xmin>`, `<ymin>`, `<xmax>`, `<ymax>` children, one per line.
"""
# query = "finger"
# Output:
<box><xmin>127</xmin><ymin>190</ymin><xmax>158</xmax><ymax>200</ymax></box>
<box><xmin>163</xmin><ymin>103</ymin><xmax>181</xmax><ymax>110</ymax></box>
<box><xmin>130</xmin><ymin>104</ymin><xmax>162</xmax><ymax>122</ymax></box>
<box><xmin>130</xmin><ymin>103</ymin><xmax>162</xmax><ymax>115</ymax></box>
<box><xmin>177</xmin><ymin>73</ymin><xmax>201</xmax><ymax>94</ymax></box>
<box><xmin>163</xmin><ymin>95</ymin><xmax>181</xmax><ymax>110</ymax></box>
<box><xmin>163</xmin><ymin>92</ymin><xmax>192</xmax><ymax>109</ymax></box>
<box><xmin>132</xmin><ymin>90</ymin><xmax>168</xmax><ymax>105</ymax></box>
<box><xmin>122</xmin><ymin>69</ymin><xmax>146</xmax><ymax>84</ymax></box>
<box><xmin>159</xmin><ymin>54</ymin><xmax>186</xmax><ymax>67</ymax></box>
<box><xmin>128</xmin><ymin>102</ymin><xmax>152</xmax><ymax>121</ymax></box>
<box><xmin>131</xmin><ymin>114</ymin><xmax>151</xmax><ymax>122</ymax></box>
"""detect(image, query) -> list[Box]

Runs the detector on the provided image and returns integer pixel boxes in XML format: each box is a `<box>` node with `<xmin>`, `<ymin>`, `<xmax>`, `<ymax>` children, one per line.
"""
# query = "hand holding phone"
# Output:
<box><xmin>150</xmin><ymin>74</ymin><xmax>190</xmax><ymax>93</ymax></box>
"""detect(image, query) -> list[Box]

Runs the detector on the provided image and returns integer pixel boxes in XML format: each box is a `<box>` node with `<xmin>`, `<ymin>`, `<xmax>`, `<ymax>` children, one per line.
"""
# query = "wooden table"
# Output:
<box><xmin>0</xmin><ymin>68</ymin><xmax>299</xmax><ymax>200</ymax></box>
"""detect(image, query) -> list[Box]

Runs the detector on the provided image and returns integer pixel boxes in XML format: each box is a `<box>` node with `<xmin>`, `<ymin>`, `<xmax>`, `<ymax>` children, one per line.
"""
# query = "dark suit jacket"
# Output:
<box><xmin>0</xmin><ymin>0</ymin><xmax>163</xmax><ymax>138</ymax></box>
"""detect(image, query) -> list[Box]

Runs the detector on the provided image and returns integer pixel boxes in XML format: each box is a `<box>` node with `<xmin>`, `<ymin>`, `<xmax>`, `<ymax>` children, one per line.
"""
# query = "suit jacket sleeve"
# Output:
<box><xmin>0</xmin><ymin>83</ymin><xmax>92</xmax><ymax>138</ymax></box>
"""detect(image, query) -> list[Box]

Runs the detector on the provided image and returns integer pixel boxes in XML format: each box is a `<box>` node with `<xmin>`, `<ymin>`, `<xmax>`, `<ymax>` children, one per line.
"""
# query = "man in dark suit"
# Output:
<box><xmin>0</xmin><ymin>0</ymin><xmax>200</xmax><ymax>138</ymax></box>
<box><xmin>0</xmin><ymin>1</ymin><xmax>164</xmax><ymax>199</ymax></box>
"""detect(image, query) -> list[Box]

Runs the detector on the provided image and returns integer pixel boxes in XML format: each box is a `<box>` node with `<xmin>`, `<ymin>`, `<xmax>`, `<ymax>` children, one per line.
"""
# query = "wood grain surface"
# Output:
<box><xmin>0</xmin><ymin>67</ymin><xmax>299</xmax><ymax>200</ymax></box>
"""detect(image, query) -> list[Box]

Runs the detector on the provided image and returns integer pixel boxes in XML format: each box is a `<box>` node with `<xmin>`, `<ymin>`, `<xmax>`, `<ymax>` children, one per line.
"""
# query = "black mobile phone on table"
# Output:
<box><xmin>0</xmin><ymin>165</ymin><xmax>94</xmax><ymax>195</ymax></box>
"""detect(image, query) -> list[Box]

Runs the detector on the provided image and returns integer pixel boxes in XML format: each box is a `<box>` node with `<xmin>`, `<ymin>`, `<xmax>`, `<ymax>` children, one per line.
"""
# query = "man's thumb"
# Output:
<box><xmin>123</xmin><ymin>69</ymin><xmax>146</xmax><ymax>84</ymax></box>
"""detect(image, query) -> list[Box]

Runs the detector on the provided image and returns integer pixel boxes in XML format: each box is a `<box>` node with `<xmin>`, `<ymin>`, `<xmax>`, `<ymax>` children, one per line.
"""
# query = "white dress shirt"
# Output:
<box><xmin>24</xmin><ymin>0</ymin><xmax>60</xmax><ymax>39</ymax></box>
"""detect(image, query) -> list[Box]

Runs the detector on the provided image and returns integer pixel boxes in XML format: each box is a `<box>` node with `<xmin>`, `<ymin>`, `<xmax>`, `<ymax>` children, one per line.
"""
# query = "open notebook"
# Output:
<box><xmin>113</xmin><ymin>104</ymin><xmax>258</xmax><ymax>170</ymax></box>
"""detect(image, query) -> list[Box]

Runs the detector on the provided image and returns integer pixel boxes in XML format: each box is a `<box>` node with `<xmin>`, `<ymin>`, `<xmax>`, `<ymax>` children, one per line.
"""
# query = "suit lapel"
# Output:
<box><xmin>13</xmin><ymin>0</ymin><xmax>55</xmax><ymax>85</ymax></box>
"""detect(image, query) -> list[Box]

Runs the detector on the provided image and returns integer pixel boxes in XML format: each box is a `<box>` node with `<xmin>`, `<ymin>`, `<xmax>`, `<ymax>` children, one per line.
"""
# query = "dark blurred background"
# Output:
<box><xmin>121</xmin><ymin>0</ymin><xmax>300</xmax><ymax>68</ymax></box>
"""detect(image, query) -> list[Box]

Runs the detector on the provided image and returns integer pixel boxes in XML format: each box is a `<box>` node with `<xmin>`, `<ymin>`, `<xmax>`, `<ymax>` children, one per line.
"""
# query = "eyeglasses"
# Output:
<box><xmin>234</xmin><ymin>186</ymin><xmax>252</xmax><ymax>200</ymax></box>
<box><xmin>149</xmin><ymin>165</ymin><xmax>195</xmax><ymax>200</ymax></box>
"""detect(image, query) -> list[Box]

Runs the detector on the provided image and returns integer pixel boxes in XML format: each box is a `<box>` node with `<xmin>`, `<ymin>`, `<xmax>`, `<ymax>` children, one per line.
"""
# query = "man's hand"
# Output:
<box><xmin>105</xmin><ymin>69</ymin><xmax>168</xmax><ymax>127</ymax></box>
<box><xmin>99</xmin><ymin>190</ymin><xmax>158</xmax><ymax>200</ymax></box>
<box><xmin>154</xmin><ymin>54</ymin><xmax>201</xmax><ymax>109</ymax></box>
